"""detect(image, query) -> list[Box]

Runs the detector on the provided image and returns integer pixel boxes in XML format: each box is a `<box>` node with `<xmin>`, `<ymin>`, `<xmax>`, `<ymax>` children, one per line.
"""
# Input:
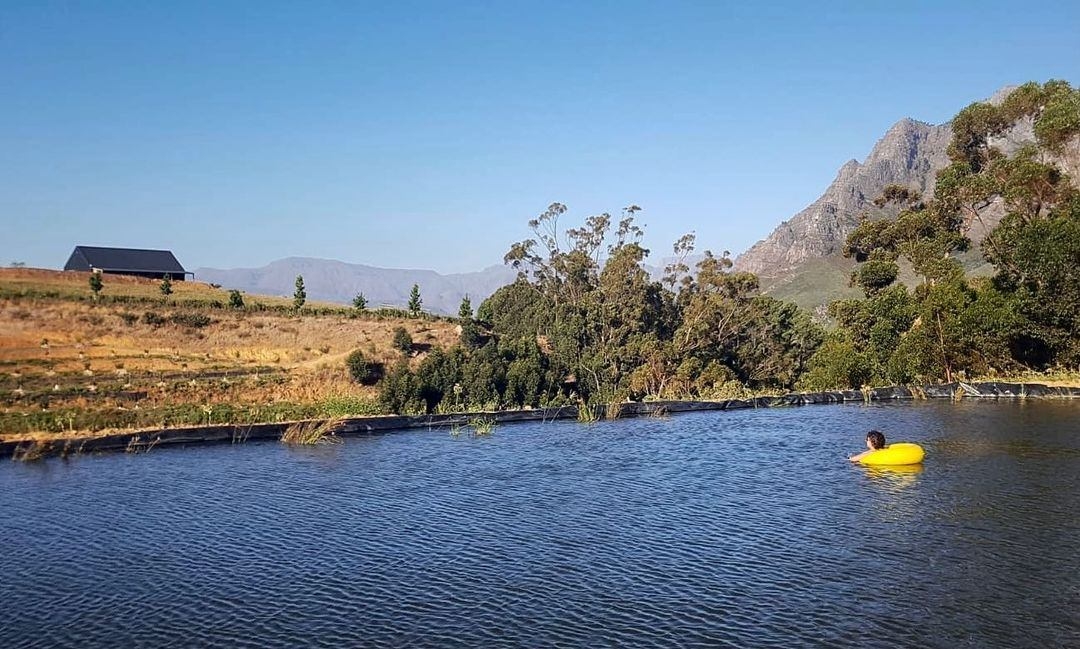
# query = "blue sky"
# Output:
<box><xmin>2</xmin><ymin>1</ymin><xmax>1077</xmax><ymax>273</ymax></box>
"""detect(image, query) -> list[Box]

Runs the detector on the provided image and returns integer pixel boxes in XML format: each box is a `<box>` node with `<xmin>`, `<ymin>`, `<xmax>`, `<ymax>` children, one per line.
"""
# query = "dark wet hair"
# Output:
<box><xmin>866</xmin><ymin>430</ymin><xmax>886</xmax><ymax>449</ymax></box>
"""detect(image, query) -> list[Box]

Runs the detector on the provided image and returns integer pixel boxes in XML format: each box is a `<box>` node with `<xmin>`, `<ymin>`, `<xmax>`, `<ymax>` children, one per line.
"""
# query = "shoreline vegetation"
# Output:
<box><xmin>3</xmin><ymin>81</ymin><xmax>1079</xmax><ymax>455</ymax></box>
<box><xmin>5</xmin><ymin>381</ymin><xmax>1079</xmax><ymax>460</ymax></box>
<box><xmin>3</xmin><ymin>268</ymin><xmax>1077</xmax><ymax>446</ymax></box>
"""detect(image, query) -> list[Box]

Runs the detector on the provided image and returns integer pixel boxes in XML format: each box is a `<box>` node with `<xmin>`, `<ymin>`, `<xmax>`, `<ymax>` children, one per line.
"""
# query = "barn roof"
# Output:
<box><xmin>66</xmin><ymin>246</ymin><xmax>189</xmax><ymax>274</ymax></box>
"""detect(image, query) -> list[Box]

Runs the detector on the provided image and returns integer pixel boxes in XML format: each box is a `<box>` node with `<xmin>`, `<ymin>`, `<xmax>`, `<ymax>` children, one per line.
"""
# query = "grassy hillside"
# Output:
<box><xmin>0</xmin><ymin>268</ymin><xmax>460</xmax><ymax>440</ymax></box>
<box><xmin>759</xmin><ymin>257</ymin><xmax>861</xmax><ymax>313</ymax></box>
<box><xmin>763</xmin><ymin>249</ymin><xmax>996</xmax><ymax>314</ymax></box>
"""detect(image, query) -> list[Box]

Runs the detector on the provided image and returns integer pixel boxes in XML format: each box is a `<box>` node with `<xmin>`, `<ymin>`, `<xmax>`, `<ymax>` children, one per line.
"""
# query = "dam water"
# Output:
<box><xmin>1</xmin><ymin>400</ymin><xmax>1078</xmax><ymax>647</ymax></box>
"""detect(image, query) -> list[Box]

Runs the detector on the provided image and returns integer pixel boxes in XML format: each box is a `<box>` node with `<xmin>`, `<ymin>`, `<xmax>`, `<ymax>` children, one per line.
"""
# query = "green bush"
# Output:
<box><xmin>378</xmin><ymin>361</ymin><xmax>422</xmax><ymax>414</ymax></box>
<box><xmin>392</xmin><ymin>326</ymin><xmax>413</xmax><ymax>354</ymax></box>
<box><xmin>88</xmin><ymin>272</ymin><xmax>103</xmax><ymax>299</ymax></box>
<box><xmin>855</xmin><ymin>259</ymin><xmax>899</xmax><ymax>295</ymax></box>
<box><xmin>345</xmin><ymin>349</ymin><xmax>384</xmax><ymax>385</ymax></box>
<box><xmin>460</xmin><ymin>319</ymin><xmax>485</xmax><ymax>350</ymax></box>
<box><xmin>797</xmin><ymin>338</ymin><xmax>876</xmax><ymax>391</ymax></box>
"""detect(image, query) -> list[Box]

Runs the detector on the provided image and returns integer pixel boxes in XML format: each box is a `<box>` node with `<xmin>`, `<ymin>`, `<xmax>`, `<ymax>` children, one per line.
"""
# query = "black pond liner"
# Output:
<box><xmin>3</xmin><ymin>381</ymin><xmax>1078</xmax><ymax>459</ymax></box>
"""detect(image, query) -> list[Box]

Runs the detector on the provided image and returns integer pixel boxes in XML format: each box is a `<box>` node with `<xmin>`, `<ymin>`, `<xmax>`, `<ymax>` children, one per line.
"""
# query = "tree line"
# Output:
<box><xmin>373</xmin><ymin>205</ymin><xmax>822</xmax><ymax>413</ymax></box>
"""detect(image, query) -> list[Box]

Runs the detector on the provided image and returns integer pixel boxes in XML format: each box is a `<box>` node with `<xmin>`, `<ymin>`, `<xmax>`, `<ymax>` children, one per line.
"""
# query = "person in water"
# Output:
<box><xmin>849</xmin><ymin>430</ymin><xmax>886</xmax><ymax>462</ymax></box>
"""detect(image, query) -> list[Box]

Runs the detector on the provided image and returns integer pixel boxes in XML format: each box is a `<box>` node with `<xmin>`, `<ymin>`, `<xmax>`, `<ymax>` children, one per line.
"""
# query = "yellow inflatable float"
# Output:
<box><xmin>859</xmin><ymin>442</ymin><xmax>925</xmax><ymax>466</ymax></box>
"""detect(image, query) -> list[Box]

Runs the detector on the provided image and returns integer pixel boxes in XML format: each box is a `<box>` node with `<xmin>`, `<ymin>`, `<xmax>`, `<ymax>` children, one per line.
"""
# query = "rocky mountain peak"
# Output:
<box><xmin>733</xmin><ymin>115</ymin><xmax>951</xmax><ymax>276</ymax></box>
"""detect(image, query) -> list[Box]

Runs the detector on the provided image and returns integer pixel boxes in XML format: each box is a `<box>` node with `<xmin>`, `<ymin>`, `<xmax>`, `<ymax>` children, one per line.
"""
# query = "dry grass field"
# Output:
<box><xmin>0</xmin><ymin>268</ymin><xmax>460</xmax><ymax>441</ymax></box>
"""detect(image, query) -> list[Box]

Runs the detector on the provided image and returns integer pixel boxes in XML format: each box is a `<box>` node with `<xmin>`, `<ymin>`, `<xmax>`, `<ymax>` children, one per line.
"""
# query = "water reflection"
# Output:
<box><xmin>863</xmin><ymin>462</ymin><xmax>924</xmax><ymax>481</ymax></box>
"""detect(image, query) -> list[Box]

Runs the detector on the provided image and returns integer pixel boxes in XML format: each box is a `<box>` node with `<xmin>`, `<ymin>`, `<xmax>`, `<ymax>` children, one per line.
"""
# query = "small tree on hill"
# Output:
<box><xmin>228</xmin><ymin>289</ymin><xmax>245</xmax><ymax>309</ymax></box>
<box><xmin>393</xmin><ymin>326</ymin><xmax>413</xmax><ymax>355</ymax></box>
<box><xmin>458</xmin><ymin>294</ymin><xmax>473</xmax><ymax>320</ymax></box>
<box><xmin>407</xmin><ymin>284</ymin><xmax>422</xmax><ymax>316</ymax></box>
<box><xmin>160</xmin><ymin>274</ymin><xmax>173</xmax><ymax>299</ymax></box>
<box><xmin>293</xmin><ymin>275</ymin><xmax>306</xmax><ymax>310</ymax></box>
<box><xmin>353</xmin><ymin>292</ymin><xmax>368</xmax><ymax>311</ymax></box>
<box><xmin>88</xmin><ymin>270</ymin><xmax>103</xmax><ymax>300</ymax></box>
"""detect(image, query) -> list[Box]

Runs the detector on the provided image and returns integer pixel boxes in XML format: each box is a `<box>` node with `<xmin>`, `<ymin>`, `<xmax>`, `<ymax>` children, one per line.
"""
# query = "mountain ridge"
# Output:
<box><xmin>733</xmin><ymin>116</ymin><xmax>953</xmax><ymax>278</ymax></box>
<box><xmin>196</xmin><ymin>257</ymin><xmax>517</xmax><ymax>315</ymax></box>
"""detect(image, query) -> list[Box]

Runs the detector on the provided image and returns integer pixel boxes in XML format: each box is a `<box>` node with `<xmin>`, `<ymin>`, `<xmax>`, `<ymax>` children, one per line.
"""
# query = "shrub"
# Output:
<box><xmin>797</xmin><ymin>338</ymin><xmax>876</xmax><ymax>391</ymax></box>
<box><xmin>169</xmin><ymin>313</ymin><xmax>211</xmax><ymax>329</ymax></box>
<box><xmin>460</xmin><ymin>319</ymin><xmax>485</xmax><ymax>350</ymax></box>
<box><xmin>119</xmin><ymin>312</ymin><xmax>138</xmax><ymax>326</ymax></box>
<box><xmin>88</xmin><ymin>271</ymin><xmax>103</xmax><ymax>299</ymax></box>
<box><xmin>378</xmin><ymin>361</ymin><xmax>422</xmax><ymax>414</ymax></box>
<box><xmin>142</xmin><ymin>311</ymin><xmax>166</xmax><ymax>326</ymax></box>
<box><xmin>228</xmin><ymin>290</ymin><xmax>244</xmax><ymax>309</ymax></box>
<box><xmin>392</xmin><ymin>326</ymin><xmax>413</xmax><ymax>354</ymax></box>
<box><xmin>280</xmin><ymin>419</ymin><xmax>343</xmax><ymax>445</ymax></box>
<box><xmin>345</xmin><ymin>349</ymin><xmax>384</xmax><ymax>385</ymax></box>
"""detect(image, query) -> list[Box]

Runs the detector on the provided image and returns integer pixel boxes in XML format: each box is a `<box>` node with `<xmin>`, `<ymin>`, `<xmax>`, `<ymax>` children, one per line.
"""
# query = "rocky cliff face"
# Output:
<box><xmin>733</xmin><ymin>118</ymin><xmax>952</xmax><ymax>276</ymax></box>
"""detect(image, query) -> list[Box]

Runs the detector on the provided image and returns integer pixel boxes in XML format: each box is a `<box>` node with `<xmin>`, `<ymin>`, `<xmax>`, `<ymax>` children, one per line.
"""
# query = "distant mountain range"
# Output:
<box><xmin>196</xmin><ymin>258</ymin><xmax>517</xmax><ymax>315</ymax></box>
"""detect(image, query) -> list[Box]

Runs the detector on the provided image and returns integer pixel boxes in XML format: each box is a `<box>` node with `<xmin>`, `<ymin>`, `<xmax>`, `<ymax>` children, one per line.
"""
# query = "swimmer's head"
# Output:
<box><xmin>866</xmin><ymin>430</ymin><xmax>886</xmax><ymax>450</ymax></box>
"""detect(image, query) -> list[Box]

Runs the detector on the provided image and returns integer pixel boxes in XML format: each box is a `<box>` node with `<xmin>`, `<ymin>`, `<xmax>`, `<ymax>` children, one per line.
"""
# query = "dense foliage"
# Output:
<box><xmin>379</xmin><ymin>205</ymin><xmax>822</xmax><ymax>413</ymax></box>
<box><xmin>801</xmin><ymin>80</ymin><xmax>1080</xmax><ymax>389</ymax></box>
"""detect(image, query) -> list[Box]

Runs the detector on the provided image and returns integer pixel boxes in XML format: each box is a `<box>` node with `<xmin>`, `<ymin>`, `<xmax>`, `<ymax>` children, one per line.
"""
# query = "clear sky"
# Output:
<box><xmin>2</xmin><ymin>1</ymin><xmax>1078</xmax><ymax>273</ymax></box>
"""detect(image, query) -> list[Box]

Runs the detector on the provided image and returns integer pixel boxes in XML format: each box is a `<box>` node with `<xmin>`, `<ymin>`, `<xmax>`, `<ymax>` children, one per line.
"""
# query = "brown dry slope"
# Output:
<box><xmin>0</xmin><ymin>268</ymin><xmax>460</xmax><ymax>440</ymax></box>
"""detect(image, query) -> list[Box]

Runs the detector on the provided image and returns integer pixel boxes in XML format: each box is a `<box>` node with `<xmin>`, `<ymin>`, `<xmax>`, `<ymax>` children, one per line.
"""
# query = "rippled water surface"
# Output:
<box><xmin>2</xmin><ymin>401</ymin><xmax>1079</xmax><ymax>648</ymax></box>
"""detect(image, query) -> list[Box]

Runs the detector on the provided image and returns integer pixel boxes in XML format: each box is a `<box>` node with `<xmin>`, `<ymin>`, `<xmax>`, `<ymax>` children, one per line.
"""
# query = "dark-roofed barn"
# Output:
<box><xmin>63</xmin><ymin>246</ymin><xmax>193</xmax><ymax>281</ymax></box>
